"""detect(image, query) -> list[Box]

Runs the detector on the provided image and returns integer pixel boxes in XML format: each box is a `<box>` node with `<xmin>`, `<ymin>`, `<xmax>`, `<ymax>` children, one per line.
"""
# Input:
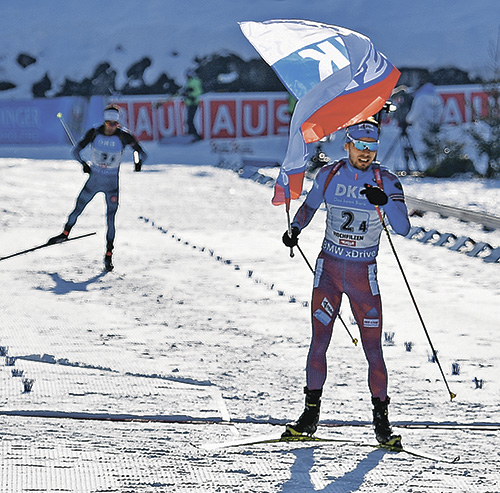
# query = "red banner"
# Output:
<box><xmin>111</xmin><ymin>93</ymin><xmax>289</xmax><ymax>141</ymax></box>
<box><xmin>109</xmin><ymin>86</ymin><xmax>495</xmax><ymax>141</ymax></box>
<box><xmin>436</xmin><ymin>85</ymin><xmax>497</xmax><ymax>124</ymax></box>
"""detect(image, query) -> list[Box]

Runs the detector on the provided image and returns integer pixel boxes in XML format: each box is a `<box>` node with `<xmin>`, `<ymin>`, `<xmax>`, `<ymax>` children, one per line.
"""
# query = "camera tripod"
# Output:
<box><xmin>382</xmin><ymin>122</ymin><xmax>420</xmax><ymax>175</ymax></box>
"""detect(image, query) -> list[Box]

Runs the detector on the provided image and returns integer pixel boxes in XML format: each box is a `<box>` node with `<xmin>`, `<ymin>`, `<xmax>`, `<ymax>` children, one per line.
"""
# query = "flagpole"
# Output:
<box><xmin>285</xmin><ymin>198</ymin><xmax>295</xmax><ymax>258</ymax></box>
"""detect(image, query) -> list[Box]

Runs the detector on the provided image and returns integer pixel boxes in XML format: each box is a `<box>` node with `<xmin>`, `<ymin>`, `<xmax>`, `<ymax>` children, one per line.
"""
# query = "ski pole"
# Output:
<box><xmin>375</xmin><ymin>206</ymin><xmax>456</xmax><ymax>401</ymax></box>
<box><xmin>57</xmin><ymin>112</ymin><xmax>76</xmax><ymax>146</ymax></box>
<box><xmin>295</xmin><ymin>244</ymin><xmax>314</xmax><ymax>273</ymax></box>
<box><xmin>295</xmin><ymin>243</ymin><xmax>358</xmax><ymax>346</ymax></box>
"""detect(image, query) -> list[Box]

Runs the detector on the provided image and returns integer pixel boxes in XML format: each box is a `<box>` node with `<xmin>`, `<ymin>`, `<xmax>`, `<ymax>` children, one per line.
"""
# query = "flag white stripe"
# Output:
<box><xmin>239</xmin><ymin>20</ymin><xmax>349</xmax><ymax>66</ymax></box>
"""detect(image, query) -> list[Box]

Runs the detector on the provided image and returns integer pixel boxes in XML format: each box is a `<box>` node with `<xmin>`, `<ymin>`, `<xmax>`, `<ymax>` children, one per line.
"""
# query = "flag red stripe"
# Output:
<box><xmin>301</xmin><ymin>67</ymin><xmax>400</xmax><ymax>143</ymax></box>
<box><xmin>272</xmin><ymin>172</ymin><xmax>305</xmax><ymax>206</ymax></box>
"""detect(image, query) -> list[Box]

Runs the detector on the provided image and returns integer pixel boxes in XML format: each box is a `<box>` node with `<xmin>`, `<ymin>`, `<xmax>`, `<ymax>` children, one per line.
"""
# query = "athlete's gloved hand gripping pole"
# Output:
<box><xmin>57</xmin><ymin>113</ymin><xmax>91</xmax><ymax>174</ymax></box>
<box><xmin>133</xmin><ymin>151</ymin><xmax>142</xmax><ymax>172</ymax></box>
<box><xmin>282</xmin><ymin>225</ymin><xmax>359</xmax><ymax>346</ymax></box>
<box><xmin>363</xmin><ymin>184</ymin><xmax>456</xmax><ymax>401</ymax></box>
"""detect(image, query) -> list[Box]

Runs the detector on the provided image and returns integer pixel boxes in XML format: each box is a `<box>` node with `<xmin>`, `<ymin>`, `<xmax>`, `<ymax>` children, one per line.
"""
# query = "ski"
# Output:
<box><xmin>0</xmin><ymin>232</ymin><xmax>97</xmax><ymax>262</ymax></box>
<box><xmin>375</xmin><ymin>442</ymin><xmax>460</xmax><ymax>464</ymax></box>
<box><xmin>201</xmin><ymin>433</ymin><xmax>460</xmax><ymax>463</ymax></box>
<box><xmin>201</xmin><ymin>432</ymin><xmax>357</xmax><ymax>450</ymax></box>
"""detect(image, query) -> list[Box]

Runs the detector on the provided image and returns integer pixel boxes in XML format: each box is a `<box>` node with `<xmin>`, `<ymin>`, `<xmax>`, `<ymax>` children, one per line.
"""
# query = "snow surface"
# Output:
<box><xmin>0</xmin><ymin>139</ymin><xmax>499</xmax><ymax>492</ymax></box>
<box><xmin>1</xmin><ymin>0</ymin><xmax>500</xmax><ymax>99</ymax></box>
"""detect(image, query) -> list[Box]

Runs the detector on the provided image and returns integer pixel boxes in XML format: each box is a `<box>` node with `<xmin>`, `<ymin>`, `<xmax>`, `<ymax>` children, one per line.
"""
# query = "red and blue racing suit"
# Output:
<box><xmin>291</xmin><ymin>159</ymin><xmax>410</xmax><ymax>399</ymax></box>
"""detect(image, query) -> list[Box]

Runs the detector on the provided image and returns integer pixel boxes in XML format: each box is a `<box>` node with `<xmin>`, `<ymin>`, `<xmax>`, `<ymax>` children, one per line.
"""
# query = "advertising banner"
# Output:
<box><xmin>111</xmin><ymin>93</ymin><xmax>290</xmax><ymax>141</ymax></box>
<box><xmin>0</xmin><ymin>86</ymin><xmax>496</xmax><ymax>145</ymax></box>
<box><xmin>0</xmin><ymin>96</ymin><xmax>104</xmax><ymax>145</ymax></box>
<box><xmin>436</xmin><ymin>85</ymin><xmax>497</xmax><ymax>125</ymax></box>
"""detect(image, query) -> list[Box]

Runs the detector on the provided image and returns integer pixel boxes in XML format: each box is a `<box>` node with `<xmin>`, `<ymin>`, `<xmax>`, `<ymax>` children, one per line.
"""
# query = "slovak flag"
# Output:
<box><xmin>239</xmin><ymin>19</ymin><xmax>400</xmax><ymax>206</ymax></box>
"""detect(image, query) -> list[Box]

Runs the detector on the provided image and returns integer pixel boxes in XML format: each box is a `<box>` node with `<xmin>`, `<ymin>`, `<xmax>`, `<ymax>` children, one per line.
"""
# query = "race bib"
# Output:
<box><xmin>325</xmin><ymin>205</ymin><xmax>381</xmax><ymax>249</ymax></box>
<box><xmin>91</xmin><ymin>135</ymin><xmax>123</xmax><ymax>169</ymax></box>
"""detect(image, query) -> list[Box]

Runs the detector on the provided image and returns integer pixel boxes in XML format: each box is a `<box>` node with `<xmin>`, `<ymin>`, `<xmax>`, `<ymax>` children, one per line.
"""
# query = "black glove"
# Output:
<box><xmin>360</xmin><ymin>184</ymin><xmax>388</xmax><ymax>206</ymax></box>
<box><xmin>282</xmin><ymin>227</ymin><xmax>300</xmax><ymax>247</ymax></box>
<box><xmin>135</xmin><ymin>160</ymin><xmax>142</xmax><ymax>172</ymax></box>
<box><xmin>81</xmin><ymin>161</ymin><xmax>91</xmax><ymax>174</ymax></box>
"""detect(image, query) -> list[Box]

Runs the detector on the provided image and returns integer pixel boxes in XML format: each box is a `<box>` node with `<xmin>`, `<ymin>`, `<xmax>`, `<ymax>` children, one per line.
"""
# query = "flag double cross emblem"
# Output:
<box><xmin>348</xmin><ymin>46</ymin><xmax>392</xmax><ymax>91</ymax></box>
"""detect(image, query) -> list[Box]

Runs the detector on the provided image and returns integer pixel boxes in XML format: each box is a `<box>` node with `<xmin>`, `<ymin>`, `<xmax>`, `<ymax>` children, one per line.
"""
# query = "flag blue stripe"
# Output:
<box><xmin>272</xmin><ymin>35</ymin><xmax>351</xmax><ymax>100</ymax></box>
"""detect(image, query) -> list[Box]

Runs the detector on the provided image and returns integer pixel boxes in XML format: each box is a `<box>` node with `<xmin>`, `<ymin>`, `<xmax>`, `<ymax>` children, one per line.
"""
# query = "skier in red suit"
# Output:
<box><xmin>282</xmin><ymin>117</ymin><xmax>410</xmax><ymax>445</ymax></box>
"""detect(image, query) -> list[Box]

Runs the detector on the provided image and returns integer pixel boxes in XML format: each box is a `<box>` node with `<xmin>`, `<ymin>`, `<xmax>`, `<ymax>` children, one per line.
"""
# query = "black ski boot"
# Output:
<box><xmin>47</xmin><ymin>229</ymin><xmax>69</xmax><ymax>245</ymax></box>
<box><xmin>47</xmin><ymin>224</ymin><xmax>72</xmax><ymax>245</ymax></box>
<box><xmin>282</xmin><ymin>387</ymin><xmax>322</xmax><ymax>437</ymax></box>
<box><xmin>104</xmin><ymin>252</ymin><xmax>114</xmax><ymax>272</ymax></box>
<box><xmin>372</xmin><ymin>396</ymin><xmax>401</xmax><ymax>447</ymax></box>
<box><xmin>104</xmin><ymin>241</ymin><xmax>114</xmax><ymax>272</ymax></box>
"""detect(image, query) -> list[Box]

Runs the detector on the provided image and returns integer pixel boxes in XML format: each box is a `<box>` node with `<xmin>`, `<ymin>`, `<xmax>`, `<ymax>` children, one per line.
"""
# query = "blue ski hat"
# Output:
<box><xmin>346</xmin><ymin>118</ymin><xmax>379</xmax><ymax>141</ymax></box>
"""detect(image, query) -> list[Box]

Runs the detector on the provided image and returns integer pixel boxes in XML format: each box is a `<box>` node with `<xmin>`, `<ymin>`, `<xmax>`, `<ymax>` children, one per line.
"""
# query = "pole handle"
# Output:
<box><xmin>286</xmin><ymin>207</ymin><xmax>295</xmax><ymax>258</ymax></box>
